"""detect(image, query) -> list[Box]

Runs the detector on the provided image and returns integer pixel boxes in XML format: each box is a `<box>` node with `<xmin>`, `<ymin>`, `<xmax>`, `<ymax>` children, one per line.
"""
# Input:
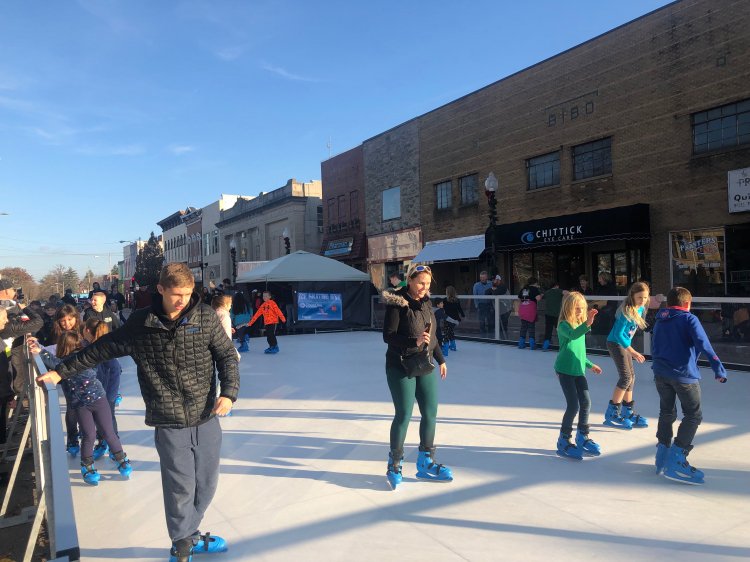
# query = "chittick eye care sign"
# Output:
<box><xmin>297</xmin><ymin>292</ymin><xmax>343</xmax><ymax>321</ymax></box>
<box><xmin>489</xmin><ymin>204</ymin><xmax>650</xmax><ymax>251</ymax></box>
<box><xmin>728</xmin><ymin>167</ymin><xmax>750</xmax><ymax>213</ymax></box>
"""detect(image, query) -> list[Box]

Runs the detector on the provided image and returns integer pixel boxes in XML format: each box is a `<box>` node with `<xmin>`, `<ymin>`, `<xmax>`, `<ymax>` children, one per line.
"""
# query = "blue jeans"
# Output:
<box><xmin>654</xmin><ymin>375</ymin><xmax>702</xmax><ymax>449</ymax></box>
<box><xmin>557</xmin><ymin>373</ymin><xmax>590</xmax><ymax>436</ymax></box>
<box><xmin>477</xmin><ymin>305</ymin><xmax>492</xmax><ymax>332</ymax></box>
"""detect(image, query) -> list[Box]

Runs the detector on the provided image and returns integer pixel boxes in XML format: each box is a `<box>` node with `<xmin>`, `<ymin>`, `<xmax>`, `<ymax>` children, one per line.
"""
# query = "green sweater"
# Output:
<box><xmin>554</xmin><ymin>321</ymin><xmax>593</xmax><ymax>376</ymax></box>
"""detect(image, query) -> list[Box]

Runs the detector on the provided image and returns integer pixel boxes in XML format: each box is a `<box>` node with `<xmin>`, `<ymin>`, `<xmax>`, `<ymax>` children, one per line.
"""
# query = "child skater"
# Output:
<box><xmin>247</xmin><ymin>291</ymin><xmax>286</xmax><ymax>354</ymax></box>
<box><xmin>652</xmin><ymin>286</ymin><xmax>727</xmax><ymax>485</ymax></box>
<box><xmin>84</xmin><ymin>318</ymin><xmax>122</xmax><ymax>460</ymax></box>
<box><xmin>517</xmin><ymin>277</ymin><xmax>542</xmax><ymax>349</ymax></box>
<box><xmin>603</xmin><ymin>281</ymin><xmax>651</xmax><ymax>430</ymax></box>
<box><xmin>441</xmin><ymin>286</ymin><xmax>464</xmax><ymax>351</ymax></box>
<box><xmin>32</xmin><ymin>330</ymin><xmax>132</xmax><ymax>485</ymax></box>
<box><xmin>212</xmin><ymin>294</ymin><xmax>240</xmax><ymax>359</ymax></box>
<box><xmin>433</xmin><ymin>298</ymin><xmax>448</xmax><ymax>356</ymax></box>
<box><xmin>554</xmin><ymin>291</ymin><xmax>602</xmax><ymax>459</ymax></box>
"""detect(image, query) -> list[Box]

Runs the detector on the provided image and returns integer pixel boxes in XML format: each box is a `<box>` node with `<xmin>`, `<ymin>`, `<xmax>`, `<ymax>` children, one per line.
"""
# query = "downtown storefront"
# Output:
<box><xmin>488</xmin><ymin>204</ymin><xmax>651</xmax><ymax>294</ymax></box>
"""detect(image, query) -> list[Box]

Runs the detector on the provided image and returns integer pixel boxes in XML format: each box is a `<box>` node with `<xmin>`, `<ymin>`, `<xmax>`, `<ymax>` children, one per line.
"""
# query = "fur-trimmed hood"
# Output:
<box><xmin>380</xmin><ymin>286</ymin><xmax>431</xmax><ymax>308</ymax></box>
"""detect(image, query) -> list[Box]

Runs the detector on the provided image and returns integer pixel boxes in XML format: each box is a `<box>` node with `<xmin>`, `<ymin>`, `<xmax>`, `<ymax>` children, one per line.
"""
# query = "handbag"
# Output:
<box><xmin>401</xmin><ymin>350</ymin><xmax>436</xmax><ymax>377</ymax></box>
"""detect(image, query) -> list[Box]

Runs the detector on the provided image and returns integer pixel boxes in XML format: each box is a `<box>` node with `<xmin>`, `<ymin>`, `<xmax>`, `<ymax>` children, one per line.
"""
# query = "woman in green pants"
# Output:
<box><xmin>381</xmin><ymin>263</ymin><xmax>451</xmax><ymax>490</ymax></box>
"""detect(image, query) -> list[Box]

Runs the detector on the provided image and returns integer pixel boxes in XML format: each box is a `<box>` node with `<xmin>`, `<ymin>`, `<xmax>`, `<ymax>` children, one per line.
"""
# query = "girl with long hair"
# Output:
<box><xmin>554</xmin><ymin>292</ymin><xmax>602</xmax><ymax>459</ymax></box>
<box><xmin>604</xmin><ymin>281</ymin><xmax>651</xmax><ymax>429</ymax></box>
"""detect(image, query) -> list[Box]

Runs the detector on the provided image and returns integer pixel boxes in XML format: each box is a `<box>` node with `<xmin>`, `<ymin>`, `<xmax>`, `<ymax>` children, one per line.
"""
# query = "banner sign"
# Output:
<box><xmin>297</xmin><ymin>292</ymin><xmax>343</xmax><ymax>321</ymax></box>
<box><xmin>728</xmin><ymin>167</ymin><xmax>750</xmax><ymax>213</ymax></box>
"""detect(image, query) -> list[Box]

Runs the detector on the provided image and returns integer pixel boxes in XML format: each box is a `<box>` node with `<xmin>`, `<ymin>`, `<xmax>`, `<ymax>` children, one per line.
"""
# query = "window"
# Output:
<box><xmin>382</xmin><ymin>186</ymin><xmax>400</xmax><ymax>220</ymax></box>
<box><xmin>435</xmin><ymin>180</ymin><xmax>452</xmax><ymax>209</ymax></box>
<box><xmin>693</xmin><ymin>99</ymin><xmax>750</xmax><ymax>154</ymax></box>
<box><xmin>203</xmin><ymin>233</ymin><xmax>210</xmax><ymax>256</ymax></box>
<box><xmin>572</xmin><ymin>137</ymin><xmax>612</xmax><ymax>180</ymax></box>
<box><xmin>212</xmin><ymin>230</ymin><xmax>219</xmax><ymax>254</ymax></box>
<box><xmin>317</xmin><ymin>205</ymin><xmax>324</xmax><ymax>228</ymax></box>
<box><xmin>459</xmin><ymin>174</ymin><xmax>478</xmax><ymax>205</ymax></box>
<box><xmin>527</xmin><ymin>151</ymin><xmax>560</xmax><ymax>190</ymax></box>
<box><xmin>349</xmin><ymin>190</ymin><xmax>359</xmax><ymax>220</ymax></box>
<box><xmin>338</xmin><ymin>194</ymin><xmax>347</xmax><ymax>223</ymax></box>
<box><xmin>327</xmin><ymin>198</ymin><xmax>336</xmax><ymax>224</ymax></box>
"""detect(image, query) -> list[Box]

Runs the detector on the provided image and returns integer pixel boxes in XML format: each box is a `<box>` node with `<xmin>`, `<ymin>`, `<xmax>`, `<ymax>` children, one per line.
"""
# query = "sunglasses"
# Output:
<box><xmin>409</xmin><ymin>264</ymin><xmax>432</xmax><ymax>277</ymax></box>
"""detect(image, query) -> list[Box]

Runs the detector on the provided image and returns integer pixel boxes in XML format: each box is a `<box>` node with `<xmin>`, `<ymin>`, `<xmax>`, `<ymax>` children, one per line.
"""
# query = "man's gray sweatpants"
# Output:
<box><xmin>154</xmin><ymin>416</ymin><xmax>222</xmax><ymax>543</ymax></box>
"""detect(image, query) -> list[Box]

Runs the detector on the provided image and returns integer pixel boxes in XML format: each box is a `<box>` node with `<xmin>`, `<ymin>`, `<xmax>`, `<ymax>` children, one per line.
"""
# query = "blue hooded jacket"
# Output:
<box><xmin>651</xmin><ymin>307</ymin><xmax>727</xmax><ymax>384</ymax></box>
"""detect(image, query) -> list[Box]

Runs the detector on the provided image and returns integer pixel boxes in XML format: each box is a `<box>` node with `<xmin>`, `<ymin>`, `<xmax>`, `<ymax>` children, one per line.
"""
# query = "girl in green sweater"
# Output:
<box><xmin>554</xmin><ymin>291</ymin><xmax>602</xmax><ymax>460</ymax></box>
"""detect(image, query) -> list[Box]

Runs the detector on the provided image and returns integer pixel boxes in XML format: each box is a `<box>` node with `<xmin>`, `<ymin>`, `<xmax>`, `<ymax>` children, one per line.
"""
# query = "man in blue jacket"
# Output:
<box><xmin>651</xmin><ymin>286</ymin><xmax>727</xmax><ymax>485</ymax></box>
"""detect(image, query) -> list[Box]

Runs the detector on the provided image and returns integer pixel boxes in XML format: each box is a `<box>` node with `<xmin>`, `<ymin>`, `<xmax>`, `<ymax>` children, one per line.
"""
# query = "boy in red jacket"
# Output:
<box><xmin>248</xmin><ymin>291</ymin><xmax>286</xmax><ymax>354</ymax></box>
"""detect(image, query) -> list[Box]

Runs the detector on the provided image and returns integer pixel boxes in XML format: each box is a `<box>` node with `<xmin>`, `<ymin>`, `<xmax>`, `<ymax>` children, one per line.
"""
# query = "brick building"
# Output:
<box><xmin>364</xmin><ymin>0</ymin><xmax>750</xmax><ymax>296</ymax></box>
<box><xmin>320</xmin><ymin>145</ymin><xmax>367</xmax><ymax>271</ymax></box>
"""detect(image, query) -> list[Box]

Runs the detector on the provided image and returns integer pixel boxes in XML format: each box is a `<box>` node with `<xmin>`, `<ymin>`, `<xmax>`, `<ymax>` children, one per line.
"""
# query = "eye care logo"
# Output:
<box><xmin>521</xmin><ymin>225</ymin><xmax>583</xmax><ymax>244</ymax></box>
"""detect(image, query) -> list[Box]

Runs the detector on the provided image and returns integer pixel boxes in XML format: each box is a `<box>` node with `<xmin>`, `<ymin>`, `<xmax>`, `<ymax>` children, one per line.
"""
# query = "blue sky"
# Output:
<box><xmin>0</xmin><ymin>0</ymin><xmax>673</xmax><ymax>280</ymax></box>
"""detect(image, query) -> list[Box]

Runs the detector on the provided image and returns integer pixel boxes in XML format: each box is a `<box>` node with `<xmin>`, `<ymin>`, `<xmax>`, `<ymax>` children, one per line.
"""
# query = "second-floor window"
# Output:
<box><xmin>693</xmin><ymin>98</ymin><xmax>750</xmax><ymax>154</ymax></box>
<box><xmin>327</xmin><ymin>198</ymin><xmax>336</xmax><ymax>224</ymax></box>
<box><xmin>350</xmin><ymin>190</ymin><xmax>359</xmax><ymax>220</ymax></box>
<box><xmin>338</xmin><ymin>194</ymin><xmax>347</xmax><ymax>223</ymax></box>
<box><xmin>572</xmin><ymin>137</ymin><xmax>612</xmax><ymax>180</ymax></box>
<box><xmin>435</xmin><ymin>180</ymin><xmax>452</xmax><ymax>209</ymax></box>
<box><xmin>527</xmin><ymin>151</ymin><xmax>560</xmax><ymax>190</ymax></box>
<box><xmin>459</xmin><ymin>174</ymin><xmax>478</xmax><ymax>205</ymax></box>
<box><xmin>382</xmin><ymin>186</ymin><xmax>401</xmax><ymax>220</ymax></box>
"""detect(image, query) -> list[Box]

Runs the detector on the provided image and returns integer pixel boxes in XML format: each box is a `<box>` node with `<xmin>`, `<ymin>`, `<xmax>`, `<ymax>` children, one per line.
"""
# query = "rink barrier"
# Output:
<box><xmin>0</xmin><ymin>344</ymin><xmax>80</xmax><ymax>561</ymax></box>
<box><xmin>371</xmin><ymin>294</ymin><xmax>750</xmax><ymax>372</ymax></box>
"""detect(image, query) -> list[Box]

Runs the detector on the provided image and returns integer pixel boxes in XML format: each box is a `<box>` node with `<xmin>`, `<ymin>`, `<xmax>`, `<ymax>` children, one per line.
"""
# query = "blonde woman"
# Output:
<box><xmin>604</xmin><ymin>282</ymin><xmax>651</xmax><ymax>429</ymax></box>
<box><xmin>553</xmin><ymin>292</ymin><xmax>602</xmax><ymax>460</ymax></box>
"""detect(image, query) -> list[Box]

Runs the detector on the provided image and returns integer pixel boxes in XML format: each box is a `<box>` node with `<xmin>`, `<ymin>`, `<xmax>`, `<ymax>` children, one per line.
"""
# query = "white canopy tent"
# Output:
<box><xmin>235</xmin><ymin>250</ymin><xmax>370</xmax><ymax>283</ymax></box>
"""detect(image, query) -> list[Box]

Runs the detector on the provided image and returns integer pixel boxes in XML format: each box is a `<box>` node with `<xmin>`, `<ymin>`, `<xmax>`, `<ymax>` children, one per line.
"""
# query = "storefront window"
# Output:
<box><xmin>513</xmin><ymin>253</ymin><xmax>532</xmax><ymax>290</ymax></box>
<box><xmin>670</xmin><ymin>228</ymin><xmax>726</xmax><ymax>296</ymax></box>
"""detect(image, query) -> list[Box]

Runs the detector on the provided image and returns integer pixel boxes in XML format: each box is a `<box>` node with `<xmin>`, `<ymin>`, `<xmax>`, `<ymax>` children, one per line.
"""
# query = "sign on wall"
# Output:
<box><xmin>728</xmin><ymin>167</ymin><xmax>750</xmax><ymax>213</ymax></box>
<box><xmin>297</xmin><ymin>292</ymin><xmax>343</xmax><ymax>321</ymax></box>
<box><xmin>669</xmin><ymin>228</ymin><xmax>725</xmax><ymax>296</ymax></box>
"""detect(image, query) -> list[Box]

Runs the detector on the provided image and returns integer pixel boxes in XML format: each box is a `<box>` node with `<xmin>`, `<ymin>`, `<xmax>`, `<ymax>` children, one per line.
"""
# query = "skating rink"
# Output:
<box><xmin>67</xmin><ymin>332</ymin><xmax>749</xmax><ymax>561</ymax></box>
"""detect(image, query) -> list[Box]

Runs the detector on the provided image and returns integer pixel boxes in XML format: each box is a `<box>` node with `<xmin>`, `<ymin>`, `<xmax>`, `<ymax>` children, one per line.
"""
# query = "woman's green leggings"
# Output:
<box><xmin>386</xmin><ymin>369</ymin><xmax>439</xmax><ymax>450</ymax></box>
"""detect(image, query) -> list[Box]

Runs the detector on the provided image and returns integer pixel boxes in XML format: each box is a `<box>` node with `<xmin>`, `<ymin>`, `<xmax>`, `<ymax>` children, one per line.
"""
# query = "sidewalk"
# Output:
<box><xmin>69</xmin><ymin>332</ymin><xmax>749</xmax><ymax>561</ymax></box>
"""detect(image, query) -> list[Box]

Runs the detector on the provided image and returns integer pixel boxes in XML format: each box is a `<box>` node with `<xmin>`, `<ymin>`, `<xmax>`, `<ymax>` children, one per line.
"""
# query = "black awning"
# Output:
<box><xmin>489</xmin><ymin>204</ymin><xmax>650</xmax><ymax>251</ymax></box>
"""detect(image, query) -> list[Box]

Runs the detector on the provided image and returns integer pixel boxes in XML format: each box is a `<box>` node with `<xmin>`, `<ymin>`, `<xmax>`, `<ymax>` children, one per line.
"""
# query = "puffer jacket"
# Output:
<box><xmin>54</xmin><ymin>292</ymin><xmax>240</xmax><ymax>428</ymax></box>
<box><xmin>382</xmin><ymin>287</ymin><xmax>445</xmax><ymax>374</ymax></box>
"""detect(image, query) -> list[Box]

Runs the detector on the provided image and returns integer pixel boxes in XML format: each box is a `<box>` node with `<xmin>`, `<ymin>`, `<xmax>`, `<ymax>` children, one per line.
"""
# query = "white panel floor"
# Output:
<box><xmin>65</xmin><ymin>332</ymin><xmax>750</xmax><ymax>561</ymax></box>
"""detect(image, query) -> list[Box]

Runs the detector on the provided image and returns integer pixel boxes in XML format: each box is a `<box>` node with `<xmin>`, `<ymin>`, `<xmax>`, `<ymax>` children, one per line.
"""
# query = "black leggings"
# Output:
<box><xmin>77</xmin><ymin>397</ymin><xmax>123</xmax><ymax>461</ymax></box>
<box><xmin>266</xmin><ymin>323</ymin><xmax>278</xmax><ymax>348</ymax></box>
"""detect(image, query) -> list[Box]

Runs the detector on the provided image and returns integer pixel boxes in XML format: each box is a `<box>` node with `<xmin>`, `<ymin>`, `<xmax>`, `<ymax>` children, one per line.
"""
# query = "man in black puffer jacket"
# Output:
<box><xmin>38</xmin><ymin>263</ymin><xmax>239</xmax><ymax>561</ymax></box>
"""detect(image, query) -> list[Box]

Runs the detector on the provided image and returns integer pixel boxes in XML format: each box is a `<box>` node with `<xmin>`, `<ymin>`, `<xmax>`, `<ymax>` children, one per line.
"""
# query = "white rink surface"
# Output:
<box><xmin>66</xmin><ymin>332</ymin><xmax>750</xmax><ymax>562</ymax></box>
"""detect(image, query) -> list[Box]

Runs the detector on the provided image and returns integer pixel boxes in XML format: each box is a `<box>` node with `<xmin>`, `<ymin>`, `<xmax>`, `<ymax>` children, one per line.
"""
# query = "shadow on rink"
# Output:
<box><xmin>71</xmin><ymin>333</ymin><xmax>749</xmax><ymax>562</ymax></box>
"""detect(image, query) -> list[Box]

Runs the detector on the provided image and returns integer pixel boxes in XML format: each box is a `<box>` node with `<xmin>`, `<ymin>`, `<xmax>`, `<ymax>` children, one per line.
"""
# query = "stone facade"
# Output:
<box><xmin>216</xmin><ymin>179</ymin><xmax>323</xmax><ymax>281</ymax></box>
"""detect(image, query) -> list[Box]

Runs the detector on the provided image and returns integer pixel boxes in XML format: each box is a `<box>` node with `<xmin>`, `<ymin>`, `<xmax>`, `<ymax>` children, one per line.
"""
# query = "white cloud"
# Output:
<box><xmin>260</xmin><ymin>62</ymin><xmax>320</xmax><ymax>83</ymax></box>
<box><xmin>216</xmin><ymin>46</ymin><xmax>245</xmax><ymax>61</ymax></box>
<box><xmin>168</xmin><ymin>144</ymin><xmax>196</xmax><ymax>156</ymax></box>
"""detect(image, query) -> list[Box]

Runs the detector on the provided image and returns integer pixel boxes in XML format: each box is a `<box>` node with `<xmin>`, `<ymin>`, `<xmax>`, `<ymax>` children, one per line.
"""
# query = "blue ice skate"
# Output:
<box><xmin>441</xmin><ymin>342</ymin><xmax>450</xmax><ymax>356</ymax></box>
<box><xmin>416</xmin><ymin>447</ymin><xmax>453</xmax><ymax>482</ymax></box>
<box><xmin>67</xmin><ymin>441</ymin><xmax>80</xmax><ymax>458</ymax></box>
<box><xmin>268</xmin><ymin>345</ymin><xmax>279</xmax><ymax>354</ymax></box>
<box><xmin>603</xmin><ymin>403</ymin><xmax>633</xmax><ymax>429</ymax></box>
<box><xmin>448</xmin><ymin>340</ymin><xmax>457</xmax><ymax>351</ymax></box>
<box><xmin>110</xmin><ymin>452</ymin><xmax>133</xmax><ymax>478</ymax></box>
<box><xmin>575</xmin><ymin>430</ymin><xmax>601</xmax><ymax>456</ymax></box>
<box><xmin>115</xmin><ymin>393</ymin><xmax>122</xmax><ymax>407</ymax></box>
<box><xmin>542</xmin><ymin>339</ymin><xmax>551</xmax><ymax>351</ymax></box>
<box><xmin>386</xmin><ymin>449</ymin><xmax>403</xmax><ymax>491</ymax></box>
<box><xmin>655</xmin><ymin>443</ymin><xmax>670</xmax><ymax>475</ymax></box>
<box><xmin>517</xmin><ymin>337</ymin><xmax>525</xmax><ymax>349</ymax></box>
<box><xmin>622</xmin><ymin>404</ymin><xmax>648</xmax><ymax>427</ymax></box>
<box><xmin>92</xmin><ymin>441</ymin><xmax>109</xmax><ymax>460</ymax></box>
<box><xmin>80</xmin><ymin>463</ymin><xmax>100</xmax><ymax>486</ymax></box>
<box><xmin>169</xmin><ymin>541</ymin><xmax>193</xmax><ymax>562</ymax></box>
<box><xmin>556</xmin><ymin>433</ymin><xmax>583</xmax><ymax>460</ymax></box>
<box><xmin>194</xmin><ymin>532</ymin><xmax>228</xmax><ymax>554</ymax></box>
<box><xmin>663</xmin><ymin>447</ymin><xmax>704</xmax><ymax>485</ymax></box>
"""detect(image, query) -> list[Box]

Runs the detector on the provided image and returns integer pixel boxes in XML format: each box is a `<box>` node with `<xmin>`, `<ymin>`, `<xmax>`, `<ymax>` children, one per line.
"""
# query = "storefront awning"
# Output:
<box><xmin>490</xmin><ymin>204</ymin><xmax>650</xmax><ymax>251</ymax></box>
<box><xmin>412</xmin><ymin>234</ymin><xmax>486</xmax><ymax>263</ymax></box>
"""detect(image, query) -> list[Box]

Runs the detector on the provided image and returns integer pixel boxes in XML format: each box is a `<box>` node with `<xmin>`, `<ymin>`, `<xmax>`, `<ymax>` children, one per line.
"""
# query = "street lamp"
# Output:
<box><xmin>484</xmin><ymin>172</ymin><xmax>499</xmax><ymax>276</ymax></box>
<box><xmin>229</xmin><ymin>238</ymin><xmax>237</xmax><ymax>285</ymax></box>
<box><xmin>282</xmin><ymin>227</ymin><xmax>291</xmax><ymax>255</ymax></box>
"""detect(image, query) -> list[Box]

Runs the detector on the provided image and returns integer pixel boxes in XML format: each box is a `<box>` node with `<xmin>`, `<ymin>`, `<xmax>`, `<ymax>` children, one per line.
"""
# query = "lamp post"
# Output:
<box><xmin>282</xmin><ymin>227</ymin><xmax>291</xmax><ymax>255</ymax></box>
<box><xmin>484</xmin><ymin>172</ymin><xmax>499</xmax><ymax>276</ymax></box>
<box><xmin>229</xmin><ymin>238</ymin><xmax>237</xmax><ymax>285</ymax></box>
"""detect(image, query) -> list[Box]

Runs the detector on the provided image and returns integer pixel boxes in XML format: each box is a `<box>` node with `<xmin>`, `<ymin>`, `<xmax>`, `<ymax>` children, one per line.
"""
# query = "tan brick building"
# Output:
<box><xmin>363</xmin><ymin>0</ymin><xmax>750</xmax><ymax>296</ymax></box>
